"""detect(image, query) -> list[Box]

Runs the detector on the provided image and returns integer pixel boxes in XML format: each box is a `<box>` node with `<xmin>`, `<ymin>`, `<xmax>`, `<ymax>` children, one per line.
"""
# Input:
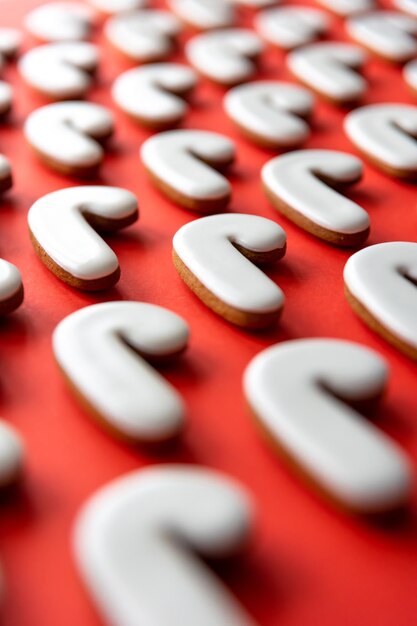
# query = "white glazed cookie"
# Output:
<box><xmin>344</xmin><ymin>242</ymin><xmax>417</xmax><ymax>360</ymax></box>
<box><xmin>229</xmin><ymin>0</ymin><xmax>278</xmax><ymax>7</ymax></box>
<box><xmin>18</xmin><ymin>42</ymin><xmax>99</xmax><ymax>100</ymax></box>
<box><xmin>344</xmin><ymin>103</ymin><xmax>417</xmax><ymax>179</ymax></box>
<box><xmin>74</xmin><ymin>466</ymin><xmax>256</xmax><ymax>626</ymax></box>
<box><xmin>167</xmin><ymin>0</ymin><xmax>235</xmax><ymax>30</ymax></box>
<box><xmin>0</xmin><ymin>155</ymin><xmax>12</xmax><ymax>194</ymax></box>
<box><xmin>255</xmin><ymin>7</ymin><xmax>330</xmax><ymax>51</ymax></box>
<box><xmin>112</xmin><ymin>64</ymin><xmax>197</xmax><ymax>129</ymax></box>
<box><xmin>0</xmin><ymin>422</ymin><xmax>24</xmax><ymax>488</ymax></box>
<box><xmin>28</xmin><ymin>186</ymin><xmax>138</xmax><ymax>290</ymax></box>
<box><xmin>287</xmin><ymin>42</ymin><xmax>367</xmax><ymax>104</ymax></box>
<box><xmin>87</xmin><ymin>0</ymin><xmax>147</xmax><ymax>15</ymax></box>
<box><xmin>262</xmin><ymin>150</ymin><xmax>370</xmax><ymax>246</ymax></box>
<box><xmin>316</xmin><ymin>0</ymin><xmax>374</xmax><ymax>16</ymax></box>
<box><xmin>24</xmin><ymin>101</ymin><xmax>114</xmax><ymax>177</ymax></box>
<box><xmin>53</xmin><ymin>303</ymin><xmax>189</xmax><ymax>442</ymax></box>
<box><xmin>403</xmin><ymin>58</ymin><xmax>417</xmax><ymax>94</ymax></box>
<box><xmin>347</xmin><ymin>11</ymin><xmax>417</xmax><ymax>64</ymax></box>
<box><xmin>0</xmin><ymin>260</ymin><xmax>23</xmax><ymax>314</ymax></box>
<box><xmin>394</xmin><ymin>0</ymin><xmax>417</xmax><ymax>17</ymax></box>
<box><xmin>141</xmin><ymin>129</ymin><xmax>235</xmax><ymax>211</ymax></box>
<box><xmin>24</xmin><ymin>2</ymin><xmax>95</xmax><ymax>42</ymax></box>
<box><xmin>0</xmin><ymin>82</ymin><xmax>12</xmax><ymax>118</ymax></box>
<box><xmin>185</xmin><ymin>29</ymin><xmax>264</xmax><ymax>86</ymax></box>
<box><xmin>173</xmin><ymin>213</ymin><xmax>287</xmax><ymax>328</ymax></box>
<box><xmin>105</xmin><ymin>10</ymin><xmax>182</xmax><ymax>63</ymax></box>
<box><xmin>244</xmin><ymin>338</ymin><xmax>412</xmax><ymax>513</ymax></box>
<box><xmin>224</xmin><ymin>81</ymin><xmax>314</xmax><ymax>149</ymax></box>
<box><xmin>0</xmin><ymin>28</ymin><xmax>21</xmax><ymax>118</ymax></box>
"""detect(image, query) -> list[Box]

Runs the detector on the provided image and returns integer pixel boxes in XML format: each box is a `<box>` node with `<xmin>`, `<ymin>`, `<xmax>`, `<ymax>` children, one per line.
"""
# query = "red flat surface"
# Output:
<box><xmin>0</xmin><ymin>0</ymin><xmax>416</xmax><ymax>624</ymax></box>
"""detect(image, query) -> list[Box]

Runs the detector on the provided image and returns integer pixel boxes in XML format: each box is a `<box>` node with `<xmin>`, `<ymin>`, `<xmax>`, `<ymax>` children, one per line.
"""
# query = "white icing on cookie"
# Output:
<box><xmin>112</xmin><ymin>64</ymin><xmax>197</xmax><ymax>128</ymax></box>
<box><xmin>105</xmin><ymin>10</ymin><xmax>182</xmax><ymax>63</ymax></box>
<box><xmin>394</xmin><ymin>0</ymin><xmax>417</xmax><ymax>17</ymax></box>
<box><xmin>24</xmin><ymin>101</ymin><xmax>114</xmax><ymax>174</ymax></box>
<box><xmin>0</xmin><ymin>154</ymin><xmax>12</xmax><ymax>192</ymax></box>
<box><xmin>403</xmin><ymin>58</ymin><xmax>417</xmax><ymax>92</ymax></box>
<box><xmin>141</xmin><ymin>129</ymin><xmax>235</xmax><ymax>210</ymax></box>
<box><xmin>0</xmin><ymin>28</ymin><xmax>21</xmax><ymax>59</ymax></box>
<box><xmin>0</xmin><ymin>260</ymin><xmax>23</xmax><ymax>310</ymax></box>
<box><xmin>224</xmin><ymin>81</ymin><xmax>314</xmax><ymax>148</ymax></box>
<box><xmin>255</xmin><ymin>6</ymin><xmax>330</xmax><ymax>50</ymax></box>
<box><xmin>168</xmin><ymin>0</ymin><xmax>235</xmax><ymax>30</ymax></box>
<box><xmin>74</xmin><ymin>466</ymin><xmax>256</xmax><ymax>626</ymax></box>
<box><xmin>19</xmin><ymin>42</ymin><xmax>99</xmax><ymax>100</ymax></box>
<box><xmin>344</xmin><ymin>242</ymin><xmax>417</xmax><ymax>357</ymax></box>
<box><xmin>53</xmin><ymin>302</ymin><xmax>189</xmax><ymax>442</ymax></box>
<box><xmin>24</xmin><ymin>2</ymin><xmax>95</xmax><ymax>42</ymax></box>
<box><xmin>316</xmin><ymin>0</ymin><xmax>374</xmax><ymax>16</ymax></box>
<box><xmin>262</xmin><ymin>150</ymin><xmax>369</xmax><ymax>241</ymax></box>
<box><xmin>0</xmin><ymin>422</ymin><xmax>24</xmax><ymax>487</ymax></box>
<box><xmin>287</xmin><ymin>42</ymin><xmax>367</xmax><ymax>104</ymax></box>
<box><xmin>28</xmin><ymin>186</ymin><xmax>138</xmax><ymax>286</ymax></box>
<box><xmin>347</xmin><ymin>11</ymin><xmax>417</xmax><ymax>63</ymax></box>
<box><xmin>87</xmin><ymin>0</ymin><xmax>147</xmax><ymax>15</ymax></box>
<box><xmin>186</xmin><ymin>29</ymin><xmax>264</xmax><ymax>85</ymax></box>
<box><xmin>244</xmin><ymin>338</ymin><xmax>412</xmax><ymax>512</ymax></box>
<box><xmin>344</xmin><ymin>103</ymin><xmax>417</xmax><ymax>177</ymax></box>
<box><xmin>173</xmin><ymin>213</ymin><xmax>286</xmax><ymax>315</ymax></box>
<box><xmin>229</xmin><ymin>0</ymin><xmax>278</xmax><ymax>7</ymax></box>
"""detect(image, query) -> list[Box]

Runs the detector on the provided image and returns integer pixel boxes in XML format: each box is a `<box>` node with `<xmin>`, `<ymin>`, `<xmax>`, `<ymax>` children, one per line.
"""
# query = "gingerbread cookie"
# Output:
<box><xmin>74</xmin><ymin>466</ymin><xmax>255</xmax><ymax>626</ymax></box>
<box><xmin>244</xmin><ymin>338</ymin><xmax>412</xmax><ymax>513</ymax></box>
<box><xmin>173</xmin><ymin>213</ymin><xmax>287</xmax><ymax>328</ymax></box>
<box><xmin>185</xmin><ymin>29</ymin><xmax>264</xmax><ymax>86</ymax></box>
<box><xmin>19</xmin><ymin>42</ymin><xmax>99</xmax><ymax>100</ymax></box>
<box><xmin>141</xmin><ymin>129</ymin><xmax>235</xmax><ymax>211</ymax></box>
<box><xmin>24</xmin><ymin>2</ymin><xmax>95</xmax><ymax>42</ymax></box>
<box><xmin>53</xmin><ymin>302</ymin><xmax>189</xmax><ymax>442</ymax></box>
<box><xmin>224</xmin><ymin>81</ymin><xmax>314</xmax><ymax>149</ymax></box>
<box><xmin>347</xmin><ymin>11</ymin><xmax>417</xmax><ymax>64</ymax></box>
<box><xmin>28</xmin><ymin>186</ymin><xmax>138</xmax><ymax>290</ymax></box>
<box><xmin>112</xmin><ymin>63</ymin><xmax>197</xmax><ymax>129</ymax></box>
<box><xmin>0</xmin><ymin>260</ymin><xmax>23</xmax><ymax>315</ymax></box>
<box><xmin>262</xmin><ymin>149</ymin><xmax>370</xmax><ymax>246</ymax></box>
<box><xmin>168</xmin><ymin>0</ymin><xmax>235</xmax><ymax>31</ymax></box>
<box><xmin>287</xmin><ymin>42</ymin><xmax>367</xmax><ymax>105</ymax></box>
<box><xmin>344</xmin><ymin>103</ymin><xmax>417</xmax><ymax>179</ymax></box>
<box><xmin>344</xmin><ymin>242</ymin><xmax>417</xmax><ymax>360</ymax></box>
<box><xmin>255</xmin><ymin>6</ymin><xmax>330</xmax><ymax>51</ymax></box>
<box><xmin>105</xmin><ymin>10</ymin><xmax>182</xmax><ymax>63</ymax></box>
<box><xmin>24</xmin><ymin>101</ymin><xmax>114</xmax><ymax>177</ymax></box>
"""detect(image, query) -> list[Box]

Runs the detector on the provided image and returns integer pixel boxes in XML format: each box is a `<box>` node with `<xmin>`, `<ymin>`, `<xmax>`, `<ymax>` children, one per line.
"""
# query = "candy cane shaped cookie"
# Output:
<box><xmin>87</xmin><ymin>0</ymin><xmax>147</xmax><ymax>15</ymax></box>
<box><xmin>344</xmin><ymin>103</ymin><xmax>417</xmax><ymax>179</ymax></box>
<box><xmin>316</xmin><ymin>0</ymin><xmax>374</xmax><ymax>17</ymax></box>
<box><xmin>173</xmin><ymin>213</ymin><xmax>286</xmax><ymax>328</ymax></box>
<box><xmin>24</xmin><ymin>2</ymin><xmax>95</xmax><ymax>42</ymax></box>
<box><xmin>287</xmin><ymin>42</ymin><xmax>367</xmax><ymax>105</ymax></box>
<box><xmin>0</xmin><ymin>260</ymin><xmax>23</xmax><ymax>314</ymax></box>
<box><xmin>53</xmin><ymin>302</ymin><xmax>189</xmax><ymax>442</ymax></box>
<box><xmin>167</xmin><ymin>0</ymin><xmax>235</xmax><ymax>31</ymax></box>
<box><xmin>224</xmin><ymin>81</ymin><xmax>314</xmax><ymax>149</ymax></box>
<box><xmin>24</xmin><ymin>101</ymin><xmax>114</xmax><ymax>177</ymax></box>
<box><xmin>185</xmin><ymin>29</ymin><xmax>264</xmax><ymax>86</ymax></box>
<box><xmin>244</xmin><ymin>339</ymin><xmax>412</xmax><ymax>513</ymax></box>
<box><xmin>18</xmin><ymin>43</ymin><xmax>99</xmax><ymax>101</ymax></box>
<box><xmin>262</xmin><ymin>150</ymin><xmax>369</xmax><ymax>246</ymax></box>
<box><xmin>74</xmin><ymin>466</ymin><xmax>257</xmax><ymax>626</ymax></box>
<box><xmin>394</xmin><ymin>0</ymin><xmax>417</xmax><ymax>18</ymax></box>
<box><xmin>112</xmin><ymin>64</ymin><xmax>197</xmax><ymax>129</ymax></box>
<box><xmin>105</xmin><ymin>10</ymin><xmax>182</xmax><ymax>63</ymax></box>
<box><xmin>141</xmin><ymin>130</ymin><xmax>235</xmax><ymax>212</ymax></box>
<box><xmin>28</xmin><ymin>186</ymin><xmax>138</xmax><ymax>290</ymax></box>
<box><xmin>344</xmin><ymin>242</ymin><xmax>417</xmax><ymax>360</ymax></box>
<box><xmin>0</xmin><ymin>28</ymin><xmax>21</xmax><ymax>118</ymax></box>
<box><xmin>347</xmin><ymin>11</ymin><xmax>417</xmax><ymax>63</ymax></box>
<box><xmin>255</xmin><ymin>7</ymin><xmax>330</xmax><ymax>51</ymax></box>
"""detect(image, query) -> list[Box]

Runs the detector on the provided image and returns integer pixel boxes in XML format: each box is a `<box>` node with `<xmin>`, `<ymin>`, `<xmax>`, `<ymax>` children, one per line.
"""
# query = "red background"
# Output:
<box><xmin>0</xmin><ymin>0</ymin><xmax>416</xmax><ymax>624</ymax></box>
